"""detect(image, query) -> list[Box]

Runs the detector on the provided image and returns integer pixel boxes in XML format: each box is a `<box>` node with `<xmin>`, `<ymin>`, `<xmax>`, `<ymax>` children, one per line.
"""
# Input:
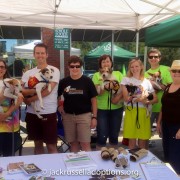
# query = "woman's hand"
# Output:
<box><xmin>0</xmin><ymin>112</ymin><xmax>9</xmax><ymax>122</ymax></box>
<box><xmin>17</xmin><ymin>93</ymin><xmax>24</xmax><ymax>104</ymax></box>
<box><xmin>156</xmin><ymin>122</ymin><xmax>162</xmax><ymax>136</ymax></box>
<box><xmin>175</xmin><ymin>129</ymin><xmax>180</xmax><ymax>139</ymax></box>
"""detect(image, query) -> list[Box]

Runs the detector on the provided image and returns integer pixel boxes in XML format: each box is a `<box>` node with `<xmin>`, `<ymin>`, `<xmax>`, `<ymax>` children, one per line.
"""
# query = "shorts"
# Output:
<box><xmin>62</xmin><ymin>112</ymin><xmax>91</xmax><ymax>143</ymax></box>
<box><xmin>25</xmin><ymin>113</ymin><xmax>57</xmax><ymax>144</ymax></box>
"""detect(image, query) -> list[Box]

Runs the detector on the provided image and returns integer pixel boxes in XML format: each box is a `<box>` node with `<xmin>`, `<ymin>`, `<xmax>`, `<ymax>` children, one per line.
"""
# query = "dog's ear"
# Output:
<box><xmin>147</xmin><ymin>72</ymin><xmax>153</xmax><ymax>77</ymax></box>
<box><xmin>6</xmin><ymin>79</ymin><xmax>14</xmax><ymax>85</ymax></box>
<box><xmin>40</xmin><ymin>68</ymin><xmax>48</xmax><ymax>74</ymax></box>
<box><xmin>50</xmin><ymin>68</ymin><xmax>54</xmax><ymax>73</ymax></box>
<box><xmin>109</xmin><ymin>68</ymin><xmax>113</xmax><ymax>74</ymax></box>
<box><xmin>99</xmin><ymin>68</ymin><xmax>103</xmax><ymax>73</ymax></box>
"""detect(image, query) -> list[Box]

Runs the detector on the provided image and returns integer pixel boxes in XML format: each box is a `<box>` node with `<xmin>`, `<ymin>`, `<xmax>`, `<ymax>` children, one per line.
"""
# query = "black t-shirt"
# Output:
<box><xmin>161</xmin><ymin>85</ymin><xmax>180</xmax><ymax>125</ymax></box>
<box><xmin>58</xmin><ymin>75</ymin><xmax>97</xmax><ymax>114</ymax></box>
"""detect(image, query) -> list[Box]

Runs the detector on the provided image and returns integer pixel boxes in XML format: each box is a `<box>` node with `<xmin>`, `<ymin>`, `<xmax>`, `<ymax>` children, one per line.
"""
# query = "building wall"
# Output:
<box><xmin>42</xmin><ymin>28</ymin><xmax>70</xmax><ymax>77</ymax></box>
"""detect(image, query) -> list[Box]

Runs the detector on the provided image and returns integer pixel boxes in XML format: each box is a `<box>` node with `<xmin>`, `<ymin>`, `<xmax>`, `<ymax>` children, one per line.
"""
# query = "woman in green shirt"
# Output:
<box><xmin>92</xmin><ymin>54</ymin><xmax>124</xmax><ymax>149</ymax></box>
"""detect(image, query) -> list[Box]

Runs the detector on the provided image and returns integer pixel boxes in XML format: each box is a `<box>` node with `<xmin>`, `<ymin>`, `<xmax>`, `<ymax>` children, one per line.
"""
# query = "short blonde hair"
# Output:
<box><xmin>127</xmin><ymin>58</ymin><xmax>144</xmax><ymax>80</ymax></box>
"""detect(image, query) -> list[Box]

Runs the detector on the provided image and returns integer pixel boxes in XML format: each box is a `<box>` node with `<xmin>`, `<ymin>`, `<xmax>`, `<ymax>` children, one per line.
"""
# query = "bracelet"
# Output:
<box><xmin>91</xmin><ymin>116</ymin><xmax>97</xmax><ymax>120</ymax></box>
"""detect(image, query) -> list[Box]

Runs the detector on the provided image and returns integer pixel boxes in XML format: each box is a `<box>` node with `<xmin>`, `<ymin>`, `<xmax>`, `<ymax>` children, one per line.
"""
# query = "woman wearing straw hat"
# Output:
<box><xmin>157</xmin><ymin>60</ymin><xmax>180</xmax><ymax>175</ymax></box>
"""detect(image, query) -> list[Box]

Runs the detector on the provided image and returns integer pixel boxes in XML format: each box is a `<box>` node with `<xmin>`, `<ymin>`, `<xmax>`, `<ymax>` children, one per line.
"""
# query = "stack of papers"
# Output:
<box><xmin>64</xmin><ymin>152</ymin><xmax>97</xmax><ymax>170</ymax></box>
<box><xmin>140</xmin><ymin>162</ymin><xmax>179</xmax><ymax>180</ymax></box>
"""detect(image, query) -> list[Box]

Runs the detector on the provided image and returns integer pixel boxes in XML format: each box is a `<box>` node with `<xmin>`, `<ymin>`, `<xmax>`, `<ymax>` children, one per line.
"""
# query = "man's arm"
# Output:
<box><xmin>90</xmin><ymin>96</ymin><xmax>97</xmax><ymax>129</ymax></box>
<box><xmin>23</xmin><ymin>82</ymin><xmax>57</xmax><ymax>105</ymax></box>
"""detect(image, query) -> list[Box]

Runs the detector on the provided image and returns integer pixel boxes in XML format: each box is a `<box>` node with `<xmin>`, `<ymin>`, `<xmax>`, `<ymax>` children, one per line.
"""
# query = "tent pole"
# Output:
<box><xmin>111</xmin><ymin>30</ymin><xmax>114</xmax><ymax>69</ymax></box>
<box><xmin>144</xmin><ymin>46</ymin><xmax>148</xmax><ymax>70</ymax></box>
<box><xmin>60</xmin><ymin>50</ymin><xmax>64</xmax><ymax>79</ymax></box>
<box><xmin>135</xmin><ymin>30</ymin><xmax>139</xmax><ymax>57</ymax></box>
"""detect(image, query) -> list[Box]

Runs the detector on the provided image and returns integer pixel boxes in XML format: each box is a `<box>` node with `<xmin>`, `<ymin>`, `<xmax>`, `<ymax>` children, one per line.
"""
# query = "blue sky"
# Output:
<box><xmin>0</xmin><ymin>39</ymin><xmax>17</xmax><ymax>52</ymax></box>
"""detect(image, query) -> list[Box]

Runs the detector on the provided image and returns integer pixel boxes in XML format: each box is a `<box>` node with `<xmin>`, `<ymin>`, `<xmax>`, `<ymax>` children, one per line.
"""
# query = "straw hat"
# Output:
<box><xmin>170</xmin><ymin>60</ymin><xmax>180</xmax><ymax>70</ymax></box>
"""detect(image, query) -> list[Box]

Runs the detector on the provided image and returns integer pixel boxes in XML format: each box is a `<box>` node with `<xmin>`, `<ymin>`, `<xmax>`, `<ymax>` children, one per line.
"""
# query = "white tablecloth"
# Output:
<box><xmin>0</xmin><ymin>150</ymin><xmax>177</xmax><ymax>180</ymax></box>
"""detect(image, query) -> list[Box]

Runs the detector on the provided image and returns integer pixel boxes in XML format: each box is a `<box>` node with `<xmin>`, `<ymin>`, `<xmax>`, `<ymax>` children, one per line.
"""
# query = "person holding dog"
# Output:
<box><xmin>0</xmin><ymin>59</ymin><xmax>24</xmax><ymax>156</ymax></box>
<box><xmin>156</xmin><ymin>60</ymin><xmax>180</xmax><ymax>175</ymax></box>
<box><xmin>121</xmin><ymin>58</ymin><xmax>157</xmax><ymax>149</ymax></box>
<box><xmin>145</xmin><ymin>49</ymin><xmax>172</xmax><ymax>131</ymax></box>
<box><xmin>92</xmin><ymin>54</ymin><xmax>124</xmax><ymax>149</ymax></box>
<box><xmin>21</xmin><ymin>43</ymin><xmax>60</xmax><ymax>154</ymax></box>
<box><xmin>58</xmin><ymin>55</ymin><xmax>97</xmax><ymax>152</ymax></box>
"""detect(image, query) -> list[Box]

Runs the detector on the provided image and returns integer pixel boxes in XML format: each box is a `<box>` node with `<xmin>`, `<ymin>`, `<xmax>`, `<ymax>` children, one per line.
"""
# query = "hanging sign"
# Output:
<box><xmin>54</xmin><ymin>28</ymin><xmax>70</xmax><ymax>50</ymax></box>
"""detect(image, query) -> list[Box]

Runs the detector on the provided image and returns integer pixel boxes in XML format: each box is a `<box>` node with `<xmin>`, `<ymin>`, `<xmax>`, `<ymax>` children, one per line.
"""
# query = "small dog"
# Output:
<box><xmin>147</xmin><ymin>71</ymin><xmax>163</xmax><ymax>91</ymax></box>
<box><xmin>125</xmin><ymin>84</ymin><xmax>153</xmax><ymax>116</ymax></box>
<box><xmin>98</xmin><ymin>67</ymin><xmax>121</xmax><ymax>94</ymax></box>
<box><xmin>28</xmin><ymin>67</ymin><xmax>54</xmax><ymax>119</ymax></box>
<box><xmin>1</xmin><ymin>78</ymin><xmax>22</xmax><ymax>105</ymax></box>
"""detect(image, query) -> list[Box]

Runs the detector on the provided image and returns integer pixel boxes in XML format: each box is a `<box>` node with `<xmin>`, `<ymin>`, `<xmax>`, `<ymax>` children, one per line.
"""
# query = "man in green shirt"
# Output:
<box><xmin>145</xmin><ymin>49</ymin><xmax>172</xmax><ymax>130</ymax></box>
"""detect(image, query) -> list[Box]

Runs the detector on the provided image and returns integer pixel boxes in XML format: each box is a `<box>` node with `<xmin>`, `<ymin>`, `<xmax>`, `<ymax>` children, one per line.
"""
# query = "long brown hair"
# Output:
<box><xmin>127</xmin><ymin>57</ymin><xmax>144</xmax><ymax>80</ymax></box>
<box><xmin>0</xmin><ymin>59</ymin><xmax>10</xmax><ymax>79</ymax></box>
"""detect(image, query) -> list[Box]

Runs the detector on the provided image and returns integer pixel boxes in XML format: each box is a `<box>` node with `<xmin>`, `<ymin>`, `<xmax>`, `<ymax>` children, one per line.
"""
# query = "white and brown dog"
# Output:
<box><xmin>147</xmin><ymin>71</ymin><xmax>163</xmax><ymax>91</ymax></box>
<box><xmin>28</xmin><ymin>67</ymin><xmax>54</xmax><ymax>119</ymax></box>
<box><xmin>1</xmin><ymin>78</ymin><xmax>22</xmax><ymax>105</ymax></box>
<box><xmin>98</xmin><ymin>67</ymin><xmax>121</xmax><ymax>94</ymax></box>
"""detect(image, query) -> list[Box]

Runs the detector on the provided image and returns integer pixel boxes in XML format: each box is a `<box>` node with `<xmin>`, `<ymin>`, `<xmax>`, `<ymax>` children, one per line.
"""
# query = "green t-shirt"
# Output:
<box><xmin>145</xmin><ymin>65</ymin><xmax>172</xmax><ymax>112</ymax></box>
<box><xmin>92</xmin><ymin>71</ymin><xmax>123</xmax><ymax>110</ymax></box>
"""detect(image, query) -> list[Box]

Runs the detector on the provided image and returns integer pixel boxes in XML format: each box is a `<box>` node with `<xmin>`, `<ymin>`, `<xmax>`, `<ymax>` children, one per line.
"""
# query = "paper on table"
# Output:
<box><xmin>64</xmin><ymin>153</ymin><xmax>97</xmax><ymax>170</ymax></box>
<box><xmin>140</xmin><ymin>162</ymin><xmax>179</xmax><ymax>180</ymax></box>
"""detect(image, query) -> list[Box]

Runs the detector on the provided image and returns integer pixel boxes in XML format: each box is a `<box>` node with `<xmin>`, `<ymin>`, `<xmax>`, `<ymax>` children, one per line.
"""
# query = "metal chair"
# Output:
<box><xmin>57</xmin><ymin>111</ymin><xmax>70</xmax><ymax>153</ymax></box>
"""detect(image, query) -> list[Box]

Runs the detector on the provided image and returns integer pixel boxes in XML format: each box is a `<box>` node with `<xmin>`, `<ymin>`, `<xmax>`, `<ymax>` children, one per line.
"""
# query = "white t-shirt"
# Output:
<box><xmin>121</xmin><ymin>77</ymin><xmax>154</xmax><ymax>107</ymax></box>
<box><xmin>21</xmin><ymin>65</ymin><xmax>60</xmax><ymax>114</ymax></box>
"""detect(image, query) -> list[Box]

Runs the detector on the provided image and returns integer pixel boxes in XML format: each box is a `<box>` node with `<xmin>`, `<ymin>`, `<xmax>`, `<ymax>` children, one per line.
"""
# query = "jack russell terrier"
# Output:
<box><xmin>27</xmin><ymin>67</ymin><xmax>54</xmax><ymax>119</ymax></box>
<box><xmin>0</xmin><ymin>78</ymin><xmax>22</xmax><ymax>105</ymax></box>
<box><xmin>98</xmin><ymin>67</ymin><xmax>121</xmax><ymax>95</ymax></box>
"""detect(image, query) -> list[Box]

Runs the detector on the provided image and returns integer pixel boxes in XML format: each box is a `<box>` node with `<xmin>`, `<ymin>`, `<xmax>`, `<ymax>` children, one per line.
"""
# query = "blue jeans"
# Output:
<box><xmin>97</xmin><ymin>108</ymin><xmax>124</xmax><ymax>146</ymax></box>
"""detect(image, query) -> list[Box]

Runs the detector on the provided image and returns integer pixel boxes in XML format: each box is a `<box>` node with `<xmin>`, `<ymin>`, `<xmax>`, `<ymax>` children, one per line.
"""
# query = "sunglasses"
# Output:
<box><xmin>69</xmin><ymin>65</ymin><xmax>81</xmax><ymax>69</ymax></box>
<box><xmin>148</xmin><ymin>56</ymin><xmax>159</xmax><ymax>59</ymax></box>
<box><xmin>171</xmin><ymin>69</ymin><xmax>180</xmax><ymax>73</ymax></box>
<box><xmin>0</xmin><ymin>66</ymin><xmax>6</xmax><ymax>69</ymax></box>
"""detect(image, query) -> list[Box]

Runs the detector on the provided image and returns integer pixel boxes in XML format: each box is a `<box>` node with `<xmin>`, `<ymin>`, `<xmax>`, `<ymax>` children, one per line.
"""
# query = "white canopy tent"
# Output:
<box><xmin>0</xmin><ymin>0</ymin><xmax>179</xmax><ymax>30</ymax></box>
<box><xmin>1</xmin><ymin>0</ymin><xmax>180</xmax><ymax>73</ymax></box>
<box><xmin>13</xmin><ymin>40</ymin><xmax>81</xmax><ymax>59</ymax></box>
<box><xmin>0</xmin><ymin>0</ymin><xmax>180</xmax><ymax>57</ymax></box>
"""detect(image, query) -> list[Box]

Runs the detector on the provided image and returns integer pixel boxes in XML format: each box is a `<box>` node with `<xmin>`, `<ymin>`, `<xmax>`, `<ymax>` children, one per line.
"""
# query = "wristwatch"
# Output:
<box><xmin>91</xmin><ymin>116</ymin><xmax>97</xmax><ymax>120</ymax></box>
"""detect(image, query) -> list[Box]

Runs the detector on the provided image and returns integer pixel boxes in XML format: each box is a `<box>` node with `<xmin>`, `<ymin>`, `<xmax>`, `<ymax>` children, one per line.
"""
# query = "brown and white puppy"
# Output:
<box><xmin>28</xmin><ymin>67</ymin><xmax>54</xmax><ymax>119</ymax></box>
<box><xmin>147</xmin><ymin>71</ymin><xmax>163</xmax><ymax>91</ymax></box>
<box><xmin>2</xmin><ymin>78</ymin><xmax>22</xmax><ymax>105</ymax></box>
<box><xmin>98</xmin><ymin>67</ymin><xmax>120</xmax><ymax>94</ymax></box>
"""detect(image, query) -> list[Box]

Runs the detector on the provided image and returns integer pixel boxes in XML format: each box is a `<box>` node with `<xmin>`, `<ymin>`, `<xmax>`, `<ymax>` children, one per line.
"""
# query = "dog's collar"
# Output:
<box><xmin>39</xmin><ymin>75</ymin><xmax>49</xmax><ymax>84</ymax></box>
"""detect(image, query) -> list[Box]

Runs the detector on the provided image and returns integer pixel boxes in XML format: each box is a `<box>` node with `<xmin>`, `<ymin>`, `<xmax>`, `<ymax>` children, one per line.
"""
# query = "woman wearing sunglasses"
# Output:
<box><xmin>157</xmin><ymin>60</ymin><xmax>180</xmax><ymax>175</ymax></box>
<box><xmin>145</xmin><ymin>49</ymin><xmax>172</xmax><ymax>133</ymax></box>
<box><xmin>0</xmin><ymin>59</ymin><xmax>23</xmax><ymax>156</ymax></box>
<box><xmin>58</xmin><ymin>56</ymin><xmax>97</xmax><ymax>152</ymax></box>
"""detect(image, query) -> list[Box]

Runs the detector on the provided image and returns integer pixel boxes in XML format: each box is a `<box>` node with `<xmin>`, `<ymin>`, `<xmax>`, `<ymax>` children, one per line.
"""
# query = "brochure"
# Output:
<box><xmin>19</xmin><ymin>163</ymin><xmax>42</xmax><ymax>175</ymax></box>
<box><xmin>64</xmin><ymin>152</ymin><xmax>97</xmax><ymax>170</ymax></box>
<box><xmin>7</xmin><ymin>162</ymin><xmax>24</xmax><ymax>174</ymax></box>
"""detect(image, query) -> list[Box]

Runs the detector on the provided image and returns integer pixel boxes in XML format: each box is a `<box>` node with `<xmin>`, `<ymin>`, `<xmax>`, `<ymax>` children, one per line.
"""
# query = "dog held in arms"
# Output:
<box><xmin>0</xmin><ymin>78</ymin><xmax>22</xmax><ymax>105</ymax></box>
<box><xmin>125</xmin><ymin>84</ymin><xmax>153</xmax><ymax>116</ymax></box>
<box><xmin>97</xmin><ymin>67</ymin><xmax>121</xmax><ymax>95</ymax></box>
<box><xmin>147</xmin><ymin>71</ymin><xmax>164</xmax><ymax>91</ymax></box>
<box><xmin>27</xmin><ymin>67</ymin><xmax>54</xmax><ymax>119</ymax></box>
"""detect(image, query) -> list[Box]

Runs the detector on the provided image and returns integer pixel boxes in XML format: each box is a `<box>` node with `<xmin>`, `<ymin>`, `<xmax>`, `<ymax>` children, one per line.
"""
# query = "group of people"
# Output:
<box><xmin>0</xmin><ymin>44</ymin><xmax>179</xmax><ymax>175</ymax></box>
